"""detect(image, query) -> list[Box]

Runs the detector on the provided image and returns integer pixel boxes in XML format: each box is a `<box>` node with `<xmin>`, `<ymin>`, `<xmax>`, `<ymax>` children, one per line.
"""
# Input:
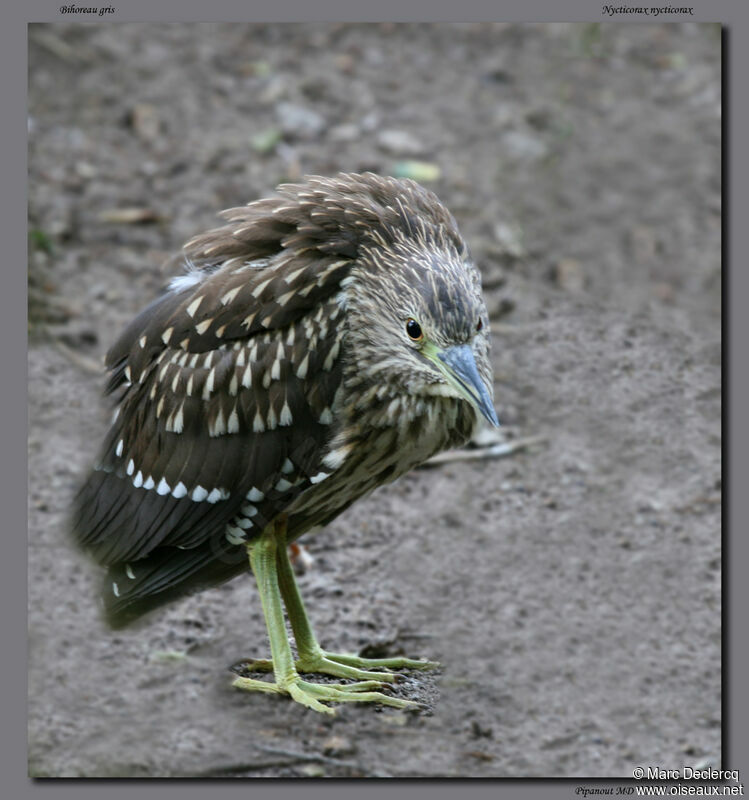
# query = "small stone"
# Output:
<box><xmin>127</xmin><ymin>103</ymin><xmax>161</xmax><ymax>141</ymax></box>
<box><xmin>377</xmin><ymin>129</ymin><xmax>424</xmax><ymax>156</ymax></box>
<box><xmin>276</xmin><ymin>102</ymin><xmax>326</xmax><ymax>139</ymax></box>
<box><xmin>502</xmin><ymin>129</ymin><xmax>548</xmax><ymax>161</ymax></box>
<box><xmin>493</xmin><ymin>222</ymin><xmax>525</xmax><ymax>259</ymax></box>
<box><xmin>328</xmin><ymin>123</ymin><xmax>360</xmax><ymax>143</ymax></box>
<box><xmin>301</xmin><ymin>764</ymin><xmax>326</xmax><ymax>777</ymax></box>
<box><xmin>553</xmin><ymin>259</ymin><xmax>585</xmax><ymax>293</ymax></box>
<box><xmin>322</xmin><ymin>735</ymin><xmax>356</xmax><ymax>757</ymax></box>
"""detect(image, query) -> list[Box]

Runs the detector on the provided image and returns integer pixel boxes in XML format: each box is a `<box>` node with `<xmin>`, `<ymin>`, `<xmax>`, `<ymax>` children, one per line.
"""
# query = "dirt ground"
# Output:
<box><xmin>27</xmin><ymin>22</ymin><xmax>721</xmax><ymax>778</ymax></box>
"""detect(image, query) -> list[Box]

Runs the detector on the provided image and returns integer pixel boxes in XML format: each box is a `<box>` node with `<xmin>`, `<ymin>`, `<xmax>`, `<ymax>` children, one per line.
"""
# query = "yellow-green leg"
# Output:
<box><xmin>276</xmin><ymin>523</ymin><xmax>439</xmax><ymax>680</ymax></box>
<box><xmin>232</xmin><ymin>519</ymin><xmax>434</xmax><ymax>714</ymax></box>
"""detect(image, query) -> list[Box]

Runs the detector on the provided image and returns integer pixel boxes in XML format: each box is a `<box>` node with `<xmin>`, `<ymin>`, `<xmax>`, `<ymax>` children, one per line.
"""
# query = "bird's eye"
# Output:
<box><xmin>476</xmin><ymin>318</ymin><xmax>483</xmax><ymax>333</ymax></box>
<box><xmin>405</xmin><ymin>318</ymin><xmax>423</xmax><ymax>341</ymax></box>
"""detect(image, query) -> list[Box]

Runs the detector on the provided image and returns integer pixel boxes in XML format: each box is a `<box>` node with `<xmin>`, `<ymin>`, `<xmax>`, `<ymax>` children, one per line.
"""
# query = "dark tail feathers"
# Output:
<box><xmin>102</xmin><ymin>539</ymin><xmax>249</xmax><ymax>629</ymax></box>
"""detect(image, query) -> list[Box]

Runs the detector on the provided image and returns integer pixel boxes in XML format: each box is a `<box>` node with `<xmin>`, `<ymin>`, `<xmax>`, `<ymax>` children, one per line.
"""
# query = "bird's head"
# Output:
<box><xmin>345</xmin><ymin>229</ymin><xmax>499</xmax><ymax>428</ymax></box>
<box><xmin>196</xmin><ymin>170</ymin><xmax>498</xmax><ymax>430</ymax></box>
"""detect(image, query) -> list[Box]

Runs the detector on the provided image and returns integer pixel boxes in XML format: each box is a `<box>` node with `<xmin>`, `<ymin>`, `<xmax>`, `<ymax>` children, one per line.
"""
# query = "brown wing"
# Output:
<box><xmin>73</xmin><ymin>247</ymin><xmax>351</xmax><ymax>568</ymax></box>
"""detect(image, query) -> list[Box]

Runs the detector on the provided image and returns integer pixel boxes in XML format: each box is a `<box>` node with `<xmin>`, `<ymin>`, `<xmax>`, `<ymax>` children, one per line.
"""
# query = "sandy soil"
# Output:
<box><xmin>27</xmin><ymin>22</ymin><xmax>721</xmax><ymax>777</ymax></box>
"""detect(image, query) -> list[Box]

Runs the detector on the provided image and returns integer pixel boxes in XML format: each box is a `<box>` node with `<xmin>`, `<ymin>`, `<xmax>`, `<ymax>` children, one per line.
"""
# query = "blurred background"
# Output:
<box><xmin>28</xmin><ymin>23</ymin><xmax>720</xmax><ymax>777</ymax></box>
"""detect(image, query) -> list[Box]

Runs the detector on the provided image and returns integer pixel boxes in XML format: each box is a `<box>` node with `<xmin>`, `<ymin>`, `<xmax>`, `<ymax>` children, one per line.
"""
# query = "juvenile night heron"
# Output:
<box><xmin>72</xmin><ymin>172</ymin><xmax>498</xmax><ymax>714</ymax></box>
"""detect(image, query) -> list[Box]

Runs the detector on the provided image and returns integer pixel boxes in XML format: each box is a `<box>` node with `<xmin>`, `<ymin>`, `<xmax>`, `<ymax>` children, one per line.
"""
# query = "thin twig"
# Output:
<box><xmin>189</xmin><ymin>744</ymin><xmax>388</xmax><ymax>778</ymax></box>
<box><xmin>420</xmin><ymin>435</ymin><xmax>547</xmax><ymax>468</ymax></box>
<box><xmin>255</xmin><ymin>743</ymin><xmax>387</xmax><ymax>775</ymax></box>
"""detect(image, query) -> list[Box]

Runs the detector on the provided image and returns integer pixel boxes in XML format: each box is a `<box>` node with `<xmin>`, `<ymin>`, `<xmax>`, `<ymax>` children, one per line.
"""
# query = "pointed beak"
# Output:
<box><xmin>434</xmin><ymin>343</ymin><xmax>499</xmax><ymax>427</ymax></box>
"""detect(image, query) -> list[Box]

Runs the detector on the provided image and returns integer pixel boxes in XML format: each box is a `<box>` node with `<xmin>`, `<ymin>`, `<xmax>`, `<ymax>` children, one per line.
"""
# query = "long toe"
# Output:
<box><xmin>294</xmin><ymin>680</ymin><xmax>422</xmax><ymax>711</ymax></box>
<box><xmin>297</xmin><ymin>654</ymin><xmax>400</xmax><ymax>683</ymax></box>
<box><xmin>317</xmin><ymin>651</ymin><xmax>440</xmax><ymax>672</ymax></box>
<box><xmin>232</xmin><ymin>672</ymin><xmax>421</xmax><ymax>714</ymax></box>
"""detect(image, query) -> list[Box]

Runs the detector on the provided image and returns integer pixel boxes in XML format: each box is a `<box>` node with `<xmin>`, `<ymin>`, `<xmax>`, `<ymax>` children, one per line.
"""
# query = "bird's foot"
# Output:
<box><xmin>235</xmin><ymin>649</ymin><xmax>439</xmax><ymax>684</ymax></box>
<box><xmin>231</xmin><ymin>649</ymin><xmax>437</xmax><ymax>714</ymax></box>
<box><xmin>232</xmin><ymin>672</ymin><xmax>420</xmax><ymax>715</ymax></box>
